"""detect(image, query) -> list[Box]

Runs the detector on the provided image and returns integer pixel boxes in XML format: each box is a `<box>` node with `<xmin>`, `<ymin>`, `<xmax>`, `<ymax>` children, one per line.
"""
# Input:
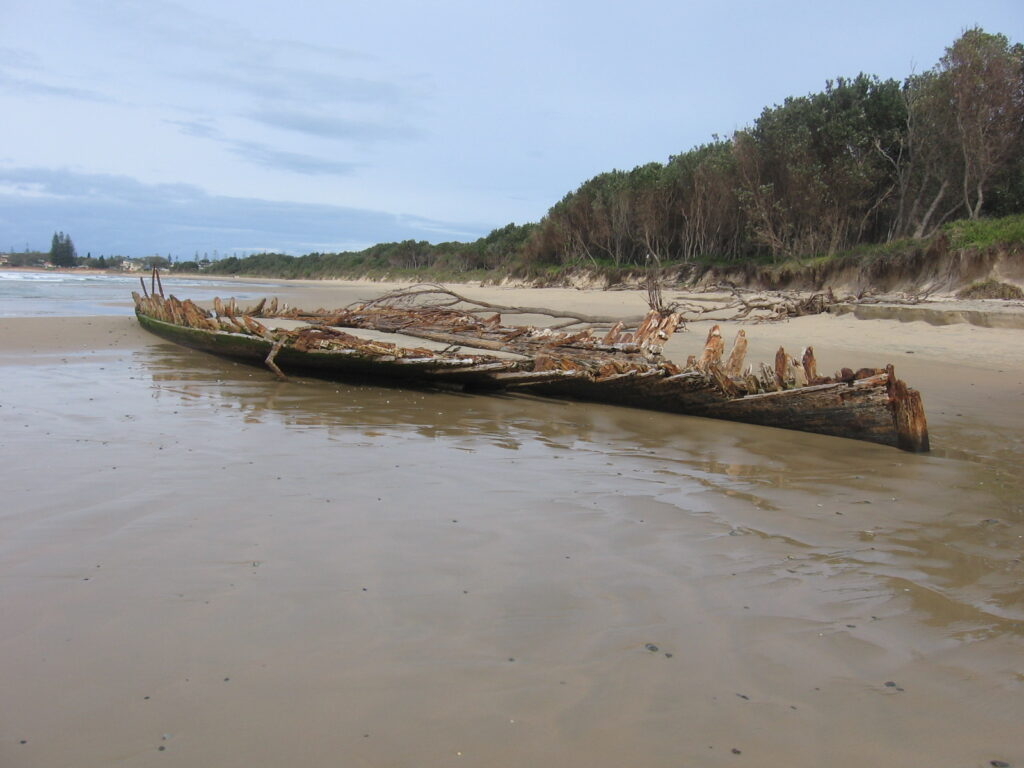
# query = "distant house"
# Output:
<box><xmin>122</xmin><ymin>260</ymin><xmax>144</xmax><ymax>272</ymax></box>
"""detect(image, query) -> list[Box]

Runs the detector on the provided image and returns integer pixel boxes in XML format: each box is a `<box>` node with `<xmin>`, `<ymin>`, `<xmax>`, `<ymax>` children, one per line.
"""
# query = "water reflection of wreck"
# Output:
<box><xmin>132</xmin><ymin>280</ymin><xmax>928</xmax><ymax>452</ymax></box>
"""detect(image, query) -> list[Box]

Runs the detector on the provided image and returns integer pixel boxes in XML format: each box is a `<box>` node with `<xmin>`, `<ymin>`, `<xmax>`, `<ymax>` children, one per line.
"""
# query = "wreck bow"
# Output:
<box><xmin>132</xmin><ymin>282</ymin><xmax>928</xmax><ymax>452</ymax></box>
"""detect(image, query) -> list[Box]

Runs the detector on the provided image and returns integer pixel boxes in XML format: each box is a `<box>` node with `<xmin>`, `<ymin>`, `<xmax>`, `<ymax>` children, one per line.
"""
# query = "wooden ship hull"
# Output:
<box><xmin>132</xmin><ymin>284</ymin><xmax>929</xmax><ymax>452</ymax></box>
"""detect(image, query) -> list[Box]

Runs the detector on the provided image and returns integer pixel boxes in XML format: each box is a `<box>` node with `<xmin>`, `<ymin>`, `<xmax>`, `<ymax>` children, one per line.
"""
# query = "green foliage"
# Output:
<box><xmin>5</xmin><ymin>251</ymin><xmax>47</xmax><ymax>267</ymax></box>
<box><xmin>519</xmin><ymin>27</ymin><xmax>1022</xmax><ymax>271</ymax></box>
<box><xmin>944</xmin><ymin>214</ymin><xmax>1024</xmax><ymax>249</ymax></box>
<box><xmin>201</xmin><ymin>223</ymin><xmax>538</xmax><ymax>280</ymax></box>
<box><xmin>49</xmin><ymin>231</ymin><xmax>76</xmax><ymax>267</ymax></box>
<box><xmin>74</xmin><ymin>253</ymin><xmax>112</xmax><ymax>269</ymax></box>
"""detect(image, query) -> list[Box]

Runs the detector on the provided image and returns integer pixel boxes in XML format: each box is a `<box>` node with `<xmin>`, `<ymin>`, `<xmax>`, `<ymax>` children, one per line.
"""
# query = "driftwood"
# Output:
<box><xmin>347</xmin><ymin>278</ymin><xmax>948</xmax><ymax>333</ymax></box>
<box><xmin>853</xmin><ymin>288</ymin><xmax>938</xmax><ymax>305</ymax></box>
<box><xmin>715</xmin><ymin>283</ymin><xmax>837</xmax><ymax>321</ymax></box>
<box><xmin>356</xmin><ymin>283</ymin><xmax>652</xmax><ymax>329</ymax></box>
<box><xmin>350</xmin><ymin>282</ymin><xmax>839</xmax><ymax>329</ymax></box>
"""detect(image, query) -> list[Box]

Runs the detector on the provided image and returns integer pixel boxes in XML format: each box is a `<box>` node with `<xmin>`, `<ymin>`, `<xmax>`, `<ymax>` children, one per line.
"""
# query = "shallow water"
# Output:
<box><xmin>1</xmin><ymin>325</ymin><xmax>1021</xmax><ymax>767</ymax></box>
<box><xmin>0</xmin><ymin>271</ymin><xmax>276</xmax><ymax>317</ymax></box>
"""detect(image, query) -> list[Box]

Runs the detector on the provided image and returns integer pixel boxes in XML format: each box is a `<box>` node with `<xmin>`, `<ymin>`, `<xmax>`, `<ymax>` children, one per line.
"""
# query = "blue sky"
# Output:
<box><xmin>1</xmin><ymin>0</ymin><xmax>1021</xmax><ymax>258</ymax></box>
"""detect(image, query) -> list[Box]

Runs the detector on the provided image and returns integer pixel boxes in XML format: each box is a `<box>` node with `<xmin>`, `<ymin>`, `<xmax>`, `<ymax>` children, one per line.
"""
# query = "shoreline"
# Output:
<box><xmin>7</xmin><ymin>264</ymin><xmax>1024</xmax><ymax>330</ymax></box>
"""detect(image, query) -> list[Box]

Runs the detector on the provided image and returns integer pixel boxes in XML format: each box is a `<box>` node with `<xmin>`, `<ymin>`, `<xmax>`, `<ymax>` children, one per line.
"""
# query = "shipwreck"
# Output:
<box><xmin>132</xmin><ymin>274</ymin><xmax>929</xmax><ymax>452</ymax></box>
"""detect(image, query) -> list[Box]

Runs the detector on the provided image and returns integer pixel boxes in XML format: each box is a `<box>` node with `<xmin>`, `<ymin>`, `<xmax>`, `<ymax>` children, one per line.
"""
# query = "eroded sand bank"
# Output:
<box><xmin>1</xmin><ymin>283</ymin><xmax>1021</xmax><ymax>768</ymax></box>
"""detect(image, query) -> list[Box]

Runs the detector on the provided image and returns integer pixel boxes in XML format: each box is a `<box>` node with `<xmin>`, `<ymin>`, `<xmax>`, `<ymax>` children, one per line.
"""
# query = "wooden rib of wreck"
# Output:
<box><xmin>132</xmin><ymin>283</ymin><xmax>929</xmax><ymax>452</ymax></box>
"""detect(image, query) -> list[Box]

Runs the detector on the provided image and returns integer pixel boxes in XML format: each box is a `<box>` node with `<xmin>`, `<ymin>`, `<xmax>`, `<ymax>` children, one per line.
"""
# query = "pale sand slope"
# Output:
<box><xmin>1</xmin><ymin>286</ymin><xmax>1022</xmax><ymax>768</ymax></box>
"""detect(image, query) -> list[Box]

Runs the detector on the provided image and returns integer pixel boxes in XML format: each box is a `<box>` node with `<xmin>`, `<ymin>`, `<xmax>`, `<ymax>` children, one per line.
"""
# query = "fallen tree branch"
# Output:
<box><xmin>356</xmin><ymin>283</ymin><xmax>651</xmax><ymax>327</ymax></box>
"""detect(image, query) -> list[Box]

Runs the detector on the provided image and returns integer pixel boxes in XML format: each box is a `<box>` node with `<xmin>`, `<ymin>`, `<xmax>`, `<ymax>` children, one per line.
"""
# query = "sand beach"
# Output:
<box><xmin>1</xmin><ymin>275</ymin><xmax>1022</xmax><ymax>767</ymax></box>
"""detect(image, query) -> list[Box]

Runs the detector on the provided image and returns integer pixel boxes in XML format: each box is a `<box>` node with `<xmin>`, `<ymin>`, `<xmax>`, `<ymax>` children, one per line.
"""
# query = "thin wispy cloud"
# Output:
<box><xmin>163</xmin><ymin>120</ymin><xmax>363</xmax><ymax>176</ymax></box>
<box><xmin>164</xmin><ymin>119</ymin><xmax>220</xmax><ymax>140</ymax></box>
<box><xmin>0</xmin><ymin>72</ymin><xmax>113</xmax><ymax>102</ymax></box>
<box><xmin>192</xmin><ymin>66</ymin><xmax>408</xmax><ymax>107</ymax></box>
<box><xmin>226</xmin><ymin>142</ymin><xmax>362</xmax><ymax>176</ymax></box>
<box><xmin>0</xmin><ymin>46</ymin><xmax>43</xmax><ymax>69</ymax></box>
<box><xmin>86</xmin><ymin>0</ymin><xmax>369</xmax><ymax>68</ymax></box>
<box><xmin>86</xmin><ymin>0</ymin><xmax>413</xmax><ymax>112</ymax></box>
<box><xmin>246</xmin><ymin>110</ymin><xmax>419</xmax><ymax>142</ymax></box>
<box><xmin>72</xmin><ymin>0</ymin><xmax>426</xmax><ymax>181</ymax></box>
<box><xmin>0</xmin><ymin>46</ymin><xmax>115</xmax><ymax>103</ymax></box>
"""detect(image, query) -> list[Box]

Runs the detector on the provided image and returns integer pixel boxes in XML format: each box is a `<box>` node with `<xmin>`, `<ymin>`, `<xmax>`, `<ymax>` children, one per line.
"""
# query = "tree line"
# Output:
<box><xmin>200</xmin><ymin>222</ymin><xmax>537</xmax><ymax>278</ymax></box>
<box><xmin>519</xmin><ymin>27</ymin><xmax>1023</xmax><ymax>269</ymax></box>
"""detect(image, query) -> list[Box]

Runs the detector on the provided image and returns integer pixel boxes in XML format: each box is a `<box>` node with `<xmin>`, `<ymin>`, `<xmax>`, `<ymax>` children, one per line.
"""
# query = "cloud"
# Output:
<box><xmin>87</xmin><ymin>0</ymin><xmax>370</xmax><ymax>69</ymax></box>
<box><xmin>245</xmin><ymin>110</ymin><xmax>419</xmax><ymax>142</ymax></box>
<box><xmin>0</xmin><ymin>167</ymin><xmax>485</xmax><ymax>256</ymax></box>
<box><xmin>0</xmin><ymin>73</ymin><xmax>112</xmax><ymax>102</ymax></box>
<box><xmin>163</xmin><ymin>120</ymin><xmax>362</xmax><ymax>176</ymax></box>
<box><xmin>164</xmin><ymin>119</ymin><xmax>220</xmax><ymax>140</ymax></box>
<box><xmin>224</xmin><ymin>141</ymin><xmax>362</xmax><ymax>176</ymax></box>
<box><xmin>193</xmin><ymin>67</ymin><xmax>407</xmax><ymax>109</ymax></box>
<box><xmin>4</xmin><ymin>3</ymin><xmax>426</xmax><ymax>184</ymax></box>
<box><xmin>0</xmin><ymin>46</ymin><xmax>114</xmax><ymax>103</ymax></box>
<box><xmin>0</xmin><ymin>46</ymin><xmax>43</xmax><ymax>70</ymax></box>
<box><xmin>87</xmin><ymin>0</ymin><xmax>412</xmax><ymax>112</ymax></box>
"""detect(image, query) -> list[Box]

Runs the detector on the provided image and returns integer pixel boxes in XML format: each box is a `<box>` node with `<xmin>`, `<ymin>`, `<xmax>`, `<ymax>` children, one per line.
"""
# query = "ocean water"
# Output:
<box><xmin>0</xmin><ymin>270</ymin><xmax>276</xmax><ymax>317</ymax></box>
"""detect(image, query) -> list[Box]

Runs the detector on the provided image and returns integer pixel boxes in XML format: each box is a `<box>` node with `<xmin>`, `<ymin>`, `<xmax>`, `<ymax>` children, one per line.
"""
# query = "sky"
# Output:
<box><xmin>1</xmin><ymin>0</ymin><xmax>1021</xmax><ymax>259</ymax></box>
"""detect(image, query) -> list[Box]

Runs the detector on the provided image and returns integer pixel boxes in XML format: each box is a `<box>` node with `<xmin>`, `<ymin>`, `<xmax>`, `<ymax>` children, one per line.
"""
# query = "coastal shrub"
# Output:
<box><xmin>945</xmin><ymin>214</ymin><xmax>1024</xmax><ymax>250</ymax></box>
<box><xmin>955</xmin><ymin>280</ymin><xmax>1024</xmax><ymax>299</ymax></box>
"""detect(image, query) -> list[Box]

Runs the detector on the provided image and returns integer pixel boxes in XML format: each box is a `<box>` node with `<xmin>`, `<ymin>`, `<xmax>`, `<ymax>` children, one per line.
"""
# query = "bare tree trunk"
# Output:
<box><xmin>913</xmin><ymin>179</ymin><xmax>949</xmax><ymax>239</ymax></box>
<box><xmin>972</xmin><ymin>181</ymin><xmax>985</xmax><ymax>219</ymax></box>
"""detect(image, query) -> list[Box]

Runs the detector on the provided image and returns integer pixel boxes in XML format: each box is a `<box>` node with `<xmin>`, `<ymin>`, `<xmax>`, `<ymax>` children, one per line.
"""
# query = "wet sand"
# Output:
<box><xmin>1</xmin><ymin>283</ymin><xmax>1022</xmax><ymax>767</ymax></box>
